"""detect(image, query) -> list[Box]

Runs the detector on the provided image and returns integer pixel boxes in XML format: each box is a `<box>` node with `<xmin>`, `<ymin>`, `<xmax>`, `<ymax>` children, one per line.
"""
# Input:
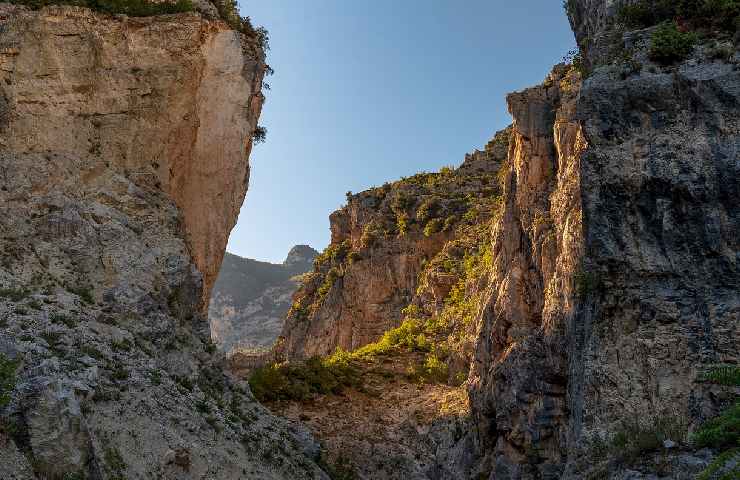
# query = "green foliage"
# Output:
<box><xmin>50</xmin><ymin>312</ymin><xmax>77</xmax><ymax>328</ymax></box>
<box><xmin>104</xmin><ymin>445</ymin><xmax>126</xmax><ymax>479</ymax></box>
<box><xmin>396</xmin><ymin>214</ymin><xmax>409</xmax><ymax>236</ymax></box>
<box><xmin>416</xmin><ymin>197</ymin><xmax>440</xmax><ymax>223</ymax></box>
<box><xmin>574</xmin><ymin>269</ymin><xmax>600</xmax><ymax>296</ymax></box>
<box><xmin>248</xmin><ymin>351</ymin><xmax>360</xmax><ymax>403</ymax></box>
<box><xmin>317</xmin><ymin>267</ymin><xmax>342</xmax><ymax>299</ymax></box>
<box><xmin>703</xmin><ymin>365</ymin><xmax>740</xmax><ymax>386</ymax></box>
<box><xmin>610</xmin><ymin>415</ymin><xmax>688</xmax><ymax>462</ymax></box>
<box><xmin>563</xmin><ymin>48</ymin><xmax>588</xmax><ymax>77</ymax></box>
<box><xmin>650</xmin><ymin>22</ymin><xmax>698</xmax><ymax>64</ymax></box>
<box><xmin>423</xmin><ymin>218</ymin><xmax>443</xmax><ymax>237</ymax></box>
<box><xmin>252</xmin><ymin>125</ymin><xmax>267</xmax><ymax>144</ymax></box>
<box><xmin>618</xmin><ymin>0</ymin><xmax>740</xmax><ymax>32</ymax></box>
<box><xmin>0</xmin><ymin>287</ymin><xmax>29</xmax><ymax>302</ymax></box>
<box><xmin>697</xmin><ymin>447</ymin><xmax>740</xmax><ymax>480</ymax></box>
<box><xmin>13</xmin><ymin>0</ymin><xmax>193</xmax><ymax>16</ymax></box>
<box><xmin>693</xmin><ymin>403</ymin><xmax>740</xmax><ymax>450</ymax></box>
<box><xmin>421</xmin><ymin>353</ymin><xmax>448</xmax><ymax>383</ymax></box>
<box><xmin>353</xmin><ymin>319</ymin><xmax>428</xmax><ymax>359</ymax></box>
<box><xmin>0</xmin><ymin>353</ymin><xmax>19</xmax><ymax>409</ymax></box>
<box><xmin>68</xmin><ymin>285</ymin><xmax>94</xmax><ymax>305</ymax></box>
<box><xmin>317</xmin><ymin>453</ymin><xmax>358</xmax><ymax>480</ymax></box>
<box><xmin>360</xmin><ymin>222</ymin><xmax>383</xmax><ymax>248</ymax></box>
<box><xmin>315</xmin><ymin>240</ymin><xmax>351</xmax><ymax>268</ymax></box>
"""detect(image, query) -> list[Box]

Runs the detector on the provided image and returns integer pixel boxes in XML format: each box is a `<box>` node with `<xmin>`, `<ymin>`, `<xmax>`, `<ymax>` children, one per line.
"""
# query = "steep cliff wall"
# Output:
<box><xmin>469</xmin><ymin>64</ymin><xmax>588</xmax><ymax>479</ymax></box>
<box><xmin>469</xmin><ymin>1</ymin><xmax>740</xmax><ymax>478</ymax></box>
<box><xmin>0</xmin><ymin>3</ymin><xmax>265</xmax><ymax>304</ymax></box>
<box><xmin>0</xmin><ymin>4</ymin><xmax>328</xmax><ymax>479</ymax></box>
<box><xmin>278</xmin><ymin>130</ymin><xmax>508</xmax><ymax>360</ymax></box>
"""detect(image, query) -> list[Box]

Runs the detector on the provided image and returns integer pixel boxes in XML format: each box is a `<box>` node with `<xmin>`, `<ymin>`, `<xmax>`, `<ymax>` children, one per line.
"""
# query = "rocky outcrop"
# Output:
<box><xmin>278</xmin><ymin>130</ymin><xmax>509</xmax><ymax>360</ymax></box>
<box><xmin>0</xmin><ymin>4</ymin><xmax>328</xmax><ymax>479</ymax></box>
<box><xmin>469</xmin><ymin>64</ymin><xmax>588</xmax><ymax>479</ymax></box>
<box><xmin>209</xmin><ymin>246</ymin><xmax>318</xmax><ymax>352</ymax></box>
<box><xmin>0</xmin><ymin>2</ymin><xmax>266</xmax><ymax>305</ymax></box>
<box><xmin>469</xmin><ymin>2</ymin><xmax>740</xmax><ymax>478</ymax></box>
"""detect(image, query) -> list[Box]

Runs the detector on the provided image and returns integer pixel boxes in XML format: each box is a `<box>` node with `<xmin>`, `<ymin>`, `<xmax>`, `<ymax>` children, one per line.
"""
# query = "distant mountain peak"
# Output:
<box><xmin>284</xmin><ymin>245</ymin><xmax>319</xmax><ymax>268</ymax></box>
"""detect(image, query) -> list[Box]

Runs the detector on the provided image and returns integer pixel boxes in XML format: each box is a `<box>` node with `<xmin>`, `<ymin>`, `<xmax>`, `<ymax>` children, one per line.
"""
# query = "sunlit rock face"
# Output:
<box><xmin>0</xmin><ymin>3</ymin><xmax>267</xmax><ymax>306</ymax></box>
<box><xmin>0</xmin><ymin>4</ymin><xmax>330</xmax><ymax>479</ymax></box>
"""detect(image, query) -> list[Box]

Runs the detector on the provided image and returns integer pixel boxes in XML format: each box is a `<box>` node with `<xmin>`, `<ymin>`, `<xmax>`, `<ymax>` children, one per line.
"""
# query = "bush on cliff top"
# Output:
<box><xmin>13</xmin><ymin>0</ymin><xmax>193</xmax><ymax>16</ymax></box>
<box><xmin>618</xmin><ymin>0</ymin><xmax>740</xmax><ymax>32</ymax></box>
<box><xmin>649</xmin><ymin>21</ymin><xmax>699</xmax><ymax>63</ymax></box>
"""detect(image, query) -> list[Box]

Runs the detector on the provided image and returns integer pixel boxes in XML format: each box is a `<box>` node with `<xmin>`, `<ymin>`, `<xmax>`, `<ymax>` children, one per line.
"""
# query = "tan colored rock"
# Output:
<box><xmin>0</xmin><ymin>3</ymin><xmax>266</xmax><ymax>306</ymax></box>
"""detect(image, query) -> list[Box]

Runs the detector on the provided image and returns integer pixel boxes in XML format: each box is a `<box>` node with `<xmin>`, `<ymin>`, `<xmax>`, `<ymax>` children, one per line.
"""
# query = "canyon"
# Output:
<box><xmin>0</xmin><ymin>0</ymin><xmax>737</xmax><ymax>479</ymax></box>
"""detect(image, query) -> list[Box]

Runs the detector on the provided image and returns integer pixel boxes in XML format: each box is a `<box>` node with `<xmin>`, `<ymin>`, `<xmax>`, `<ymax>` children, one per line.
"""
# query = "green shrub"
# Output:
<box><xmin>703</xmin><ymin>365</ymin><xmax>740</xmax><ymax>386</ymax></box>
<box><xmin>618</xmin><ymin>0</ymin><xmax>740</xmax><ymax>32</ymax></box>
<box><xmin>423</xmin><ymin>218</ymin><xmax>443</xmax><ymax>237</ymax></box>
<box><xmin>416</xmin><ymin>197</ymin><xmax>440</xmax><ymax>223</ymax></box>
<box><xmin>13</xmin><ymin>0</ymin><xmax>193</xmax><ymax>16</ymax></box>
<box><xmin>574</xmin><ymin>269</ymin><xmax>600</xmax><ymax>296</ymax></box>
<box><xmin>252</xmin><ymin>125</ymin><xmax>267</xmax><ymax>144</ymax></box>
<box><xmin>68</xmin><ymin>285</ymin><xmax>94</xmax><ymax>305</ymax></box>
<box><xmin>248</xmin><ymin>351</ymin><xmax>360</xmax><ymax>403</ymax></box>
<box><xmin>353</xmin><ymin>319</ymin><xmax>428</xmax><ymax>359</ymax></box>
<box><xmin>697</xmin><ymin>447</ymin><xmax>740</xmax><ymax>480</ymax></box>
<box><xmin>317</xmin><ymin>267</ymin><xmax>342</xmax><ymax>299</ymax></box>
<box><xmin>422</xmin><ymin>353</ymin><xmax>448</xmax><ymax>383</ymax></box>
<box><xmin>50</xmin><ymin>312</ymin><xmax>77</xmax><ymax>328</ymax></box>
<box><xmin>650</xmin><ymin>22</ymin><xmax>698</xmax><ymax>63</ymax></box>
<box><xmin>396</xmin><ymin>214</ymin><xmax>409</xmax><ymax>236</ymax></box>
<box><xmin>610</xmin><ymin>414</ymin><xmax>688</xmax><ymax>462</ymax></box>
<box><xmin>693</xmin><ymin>403</ymin><xmax>740</xmax><ymax>450</ymax></box>
<box><xmin>0</xmin><ymin>287</ymin><xmax>29</xmax><ymax>302</ymax></box>
<box><xmin>0</xmin><ymin>353</ymin><xmax>19</xmax><ymax>408</ymax></box>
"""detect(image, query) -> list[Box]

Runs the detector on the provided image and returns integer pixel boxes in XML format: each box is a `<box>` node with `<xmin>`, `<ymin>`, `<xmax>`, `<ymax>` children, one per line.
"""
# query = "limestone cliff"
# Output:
<box><xmin>209</xmin><ymin>246</ymin><xmax>318</xmax><ymax>352</ymax></box>
<box><xmin>0</xmin><ymin>2</ymin><xmax>265</xmax><ymax>305</ymax></box>
<box><xmin>0</xmin><ymin>3</ymin><xmax>328</xmax><ymax>479</ymax></box>
<box><xmin>276</xmin><ymin>131</ymin><xmax>509</xmax><ymax>361</ymax></box>
<box><xmin>469</xmin><ymin>2</ymin><xmax>740</xmax><ymax>478</ymax></box>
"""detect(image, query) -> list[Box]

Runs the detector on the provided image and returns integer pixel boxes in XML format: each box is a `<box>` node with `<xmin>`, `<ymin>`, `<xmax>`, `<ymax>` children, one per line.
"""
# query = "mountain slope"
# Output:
<box><xmin>209</xmin><ymin>246</ymin><xmax>318</xmax><ymax>351</ymax></box>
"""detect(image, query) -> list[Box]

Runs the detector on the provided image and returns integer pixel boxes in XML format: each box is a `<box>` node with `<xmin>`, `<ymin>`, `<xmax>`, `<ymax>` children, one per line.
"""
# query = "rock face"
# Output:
<box><xmin>0</xmin><ymin>3</ymin><xmax>265</xmax><ymax>305</ymax></box>
<box><xmin>278</xmin><ymin>130</ymin><xmax>509</xmax><ymax>360</ymax></box>
<box><xmin>209</xmin><ymin>246</ymin><xmax>318</xmax><ymax>352</ymax></box>
<box><xmin>0</xmin><ymin>4</ymin><xmax>328</xmax><ymax>479</ymax></box>
<box><xmin>469</xmin><ymin>2</ymin><xmax>740</xmax><ymax>478</ymax></box>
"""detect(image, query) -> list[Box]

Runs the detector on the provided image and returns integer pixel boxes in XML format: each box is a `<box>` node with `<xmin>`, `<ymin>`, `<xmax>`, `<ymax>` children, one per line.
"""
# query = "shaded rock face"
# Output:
<box><xmin>279</xmin><ymin>131</ymin><xmax>508</xmax><ymax>360</ymax></box>
<box><xmin>0</xmin><ymin>4</ymin><xmax>328</xmax><ymax>480</ymax></box>
<box><xmin>209</xmin><ymin>247</ymin><xmax>318</xmax><ymax>352</ymax></box>
<box><xmin>468</xmin><ymin>4</ymin><xmax>740</xmax><ymax>478</ymax></box>
<box><xmin>0</xmin><ymin>3</ymin><xmax>266</xmax><ymax>305</ymax></box>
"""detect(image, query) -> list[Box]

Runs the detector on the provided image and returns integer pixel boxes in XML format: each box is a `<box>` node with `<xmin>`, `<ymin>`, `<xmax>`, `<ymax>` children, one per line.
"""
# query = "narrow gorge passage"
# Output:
<box><xmin>0</xmin><ymin>1</ymin><xmax>738</xmax><ymax>480</ymax></box>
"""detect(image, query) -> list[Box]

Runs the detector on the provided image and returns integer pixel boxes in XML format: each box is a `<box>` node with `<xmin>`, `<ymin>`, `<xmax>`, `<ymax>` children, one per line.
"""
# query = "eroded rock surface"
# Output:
<box><xmin>0</xmin><ymin>3</ymin><xmax>265</xmax><ymax>304</ymax></box>
<box><xmin>0</xmin><ymin>4</ymin><xmax>328</xmax><ymax>479</ymax></box>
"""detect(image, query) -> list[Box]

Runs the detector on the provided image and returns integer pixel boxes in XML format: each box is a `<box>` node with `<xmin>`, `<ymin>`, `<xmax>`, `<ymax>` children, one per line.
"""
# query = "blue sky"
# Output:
<box><xmin>227</xmin><ymin>1</ymin><xmax>575</xmax><ymax>264</ymax></box>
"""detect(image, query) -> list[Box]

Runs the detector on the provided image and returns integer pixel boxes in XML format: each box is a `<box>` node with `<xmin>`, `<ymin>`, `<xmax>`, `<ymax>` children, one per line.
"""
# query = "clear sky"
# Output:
<box><xmin>227</xmin><ymin>1</ymin><xmax>575</xmax><ymax>264</ymax></box>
